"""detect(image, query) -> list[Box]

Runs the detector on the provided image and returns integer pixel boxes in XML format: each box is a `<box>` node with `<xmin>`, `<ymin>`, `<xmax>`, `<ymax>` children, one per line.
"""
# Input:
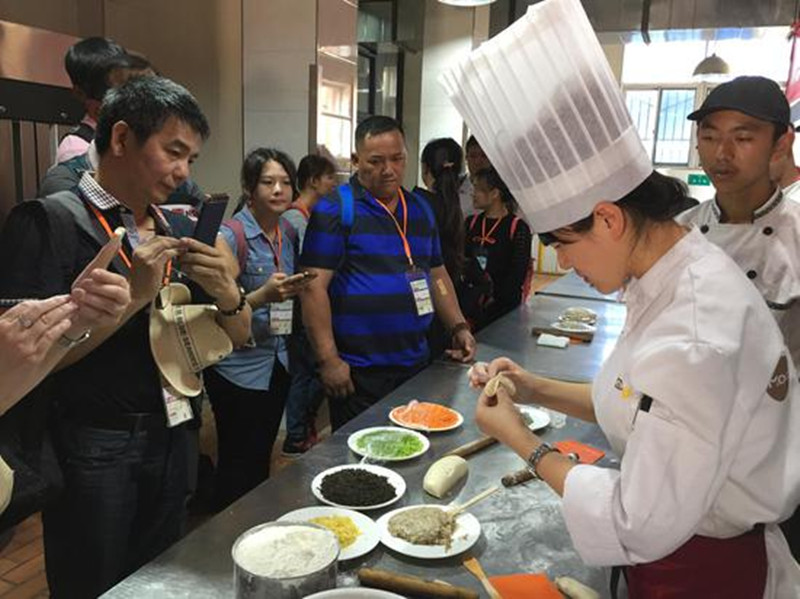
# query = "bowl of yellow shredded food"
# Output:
<box><xmin>278</xmin><ymin>506</ymin><xmax>380</xmax><ymax>560</ymax></box>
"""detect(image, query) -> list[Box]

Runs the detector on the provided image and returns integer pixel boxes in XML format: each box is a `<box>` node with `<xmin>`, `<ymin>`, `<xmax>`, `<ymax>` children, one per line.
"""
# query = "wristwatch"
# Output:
<box><xmin>217</xmin><ymin>286</ymin><xmax>247</xmax><ymax>316</ymax></box>
<box><xmin>526</xmin><ymin>442</ymin><xmax>561</xmax><ymax>479</ymax></box>
<box><xmin>57</xmin><ymin>329</ymin><xmax>91</xmax><ymax>350</ymax></box>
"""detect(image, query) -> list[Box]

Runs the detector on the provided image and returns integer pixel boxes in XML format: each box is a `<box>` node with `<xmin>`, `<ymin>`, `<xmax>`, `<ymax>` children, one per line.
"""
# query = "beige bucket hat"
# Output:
<box><xmin>149</xmin><ymin>283</ymin><xmax>233</xmax><ymax>397</ymax></box>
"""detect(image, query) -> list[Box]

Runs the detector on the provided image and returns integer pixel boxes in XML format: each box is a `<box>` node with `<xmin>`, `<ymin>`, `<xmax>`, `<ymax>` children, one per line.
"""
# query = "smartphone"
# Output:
<box><xmin>192</xmin><ymin>194</ymin><xmax>229</xmax><ymax>246</ymax></box>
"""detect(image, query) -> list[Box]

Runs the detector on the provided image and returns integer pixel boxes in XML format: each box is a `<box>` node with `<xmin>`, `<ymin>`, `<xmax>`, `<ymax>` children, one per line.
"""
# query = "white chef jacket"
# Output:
<box><xmin>676</xmin><ymin>190</ymin><xmax>800</xmax><ymax>373</ymax></box>
<box><xmin>561</xmin><ymin>229</ymin><xmax>800</xmax><ymax>597</ymax></box>
<box><xmin>782</xmin><ymin>179</ymin><xmax>800</xmax><ymax>203</ymax></box>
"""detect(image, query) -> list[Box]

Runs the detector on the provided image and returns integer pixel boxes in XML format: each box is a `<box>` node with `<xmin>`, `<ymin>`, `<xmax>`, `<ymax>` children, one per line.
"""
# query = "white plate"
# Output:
<box><xmin>306</xmin><ymin>590</ymin><xmax>406</xmax><ymax>599</ymax></box>
<box><xmin>277</xmin><ymin>506</ymin><xmax>380</xmax><ymax>561</ymax></box>
<box><xmin>311</xmin><ymin>464</ymin><xmax>406</xmax><ymax>511</ymax></box>
<box><xmin>376</xmin><ymin>505</ymin><xmax>481</xmax><ymax>559</ymax></box>
<box><xmin>516</xmin><ymin>405</ymin><xmax>551</xmax><ymax>431</ymax></box>
<box><xmin>388</xmin><ymin>403</ymin><xmax>464</xmax><ymax>432</ymax></box>
<box><xmin>550</xmin><ymin>320</ymin><xmax>596</xmax><ymax>333</ymax></box>
<box><xmin>347</xmin><ymin>426</ymin><xmax>430</xmax><ymax>462</ymax></box>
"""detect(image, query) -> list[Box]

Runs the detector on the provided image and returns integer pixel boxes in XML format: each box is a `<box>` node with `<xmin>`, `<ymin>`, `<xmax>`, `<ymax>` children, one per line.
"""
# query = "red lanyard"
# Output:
<box><xmin>372</xmin><ymin>189</ymin><xmax>413</xmax><ymax>267</ymax></box>
<box><xmin>86</xmin><ymin>203</ymin><xmax>172</xmax><ymax>283</ymax></box>
<box><xmin>477</xmin><ymin>214</ymin><xmax>504</xmax><ymax>246</ymax></box>
<box><xmin>291</xmin><ymin>201</ymin><xmax>310</xmax><ymax>220</ymax></box>
<box><xmin>263</xmin><ymin>225</ymin><xmax>283</xmax><ymax>272</ymax></box>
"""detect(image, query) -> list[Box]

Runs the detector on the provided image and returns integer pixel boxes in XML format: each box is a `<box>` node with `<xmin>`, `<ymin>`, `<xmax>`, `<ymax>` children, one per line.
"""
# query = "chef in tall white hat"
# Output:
<box><xmin>446</xmin><ymin>0</ymin><xmax>800</xmax><ymax>596</ymax></box>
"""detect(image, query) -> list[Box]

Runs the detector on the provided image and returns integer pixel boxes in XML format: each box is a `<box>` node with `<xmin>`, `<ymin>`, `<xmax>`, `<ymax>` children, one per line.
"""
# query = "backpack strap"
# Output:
<box><xmin>223</xmin><ymin>218</ymin><xmax>248</xmax><ymax>275</ymax></box>
<box><xmin>40</xmin><ymin>191</ymin><xmax>131</xmax><ymax>279</ymax></box>
<box><xmin>338</xmin><ymin>183</ymin><xmax>355</xmax><ymax>229</ymax></box>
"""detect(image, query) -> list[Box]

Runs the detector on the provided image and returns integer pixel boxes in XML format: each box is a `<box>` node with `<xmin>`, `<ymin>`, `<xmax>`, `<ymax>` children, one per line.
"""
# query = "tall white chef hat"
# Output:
<box><xmin>439</xmin><ymin>0</ymin><xmax>652</xmax><ymax>233</ymax></box>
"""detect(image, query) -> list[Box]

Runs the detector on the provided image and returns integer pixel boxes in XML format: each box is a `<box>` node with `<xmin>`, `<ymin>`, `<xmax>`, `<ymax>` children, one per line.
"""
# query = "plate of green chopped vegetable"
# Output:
<box><xmin>347</xmin><ymin>426</ymin><xmax>430</xmax><ymax>462</ymax></box>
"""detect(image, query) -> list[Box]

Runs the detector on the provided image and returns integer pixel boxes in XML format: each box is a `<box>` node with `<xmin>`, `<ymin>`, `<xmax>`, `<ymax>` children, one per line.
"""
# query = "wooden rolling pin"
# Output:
<box><xmin>358</xmin><ymin>568</ymin><xmax>479</xmax><ymax>599</ymax></box>
<box><xmin>444</xmin><ymin>435</ymin><xmax>497</xmax><ymax>458</ymax></box>
<box><xmin>531</xmin><ymin>326</ymin><xmax>593</xmax><ymax>342</ymax></box>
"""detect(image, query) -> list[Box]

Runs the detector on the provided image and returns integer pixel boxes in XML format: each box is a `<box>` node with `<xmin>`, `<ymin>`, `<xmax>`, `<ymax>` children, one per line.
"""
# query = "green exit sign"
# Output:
<box><xmin>688</xmin><ymin>174</ymin><xmax>711</xmax><ymax>186</ymax></box>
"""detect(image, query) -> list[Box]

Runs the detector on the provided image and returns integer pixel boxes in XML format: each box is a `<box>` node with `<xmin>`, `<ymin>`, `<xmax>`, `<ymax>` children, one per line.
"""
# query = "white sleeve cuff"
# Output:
<box><xmin>562</xmin><ymin>464</ymin><xmax>631</xmax><ymax>566</ymax></box>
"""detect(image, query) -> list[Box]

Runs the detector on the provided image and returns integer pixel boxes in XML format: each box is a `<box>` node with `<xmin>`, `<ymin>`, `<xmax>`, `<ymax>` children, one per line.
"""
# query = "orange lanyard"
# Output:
<box><xmin>263</xmin><ymin>225</ymin><xmax>283</xmax><ymax>272</ymax></box>
<box><xmin>478</xmin><ymin>214</ymin><xmax>504</xmax><ymax>246</ymax></box>
<box><xmin>372</xmin><ymin>189</ymin><xmax>413</xmax><ymax>267</ymax></box>
<box><xmin>291</xmin><ymin>201</ymin><xmax>310</xmax><ymax>220</ymax></box>
<box><xmin>86</xmin><ymin>203</ymin><xmax>172</xmax><ymax>283</ymax></box>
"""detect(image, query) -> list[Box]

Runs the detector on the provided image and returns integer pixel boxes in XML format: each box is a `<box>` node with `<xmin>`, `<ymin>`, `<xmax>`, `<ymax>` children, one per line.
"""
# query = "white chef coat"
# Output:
<box><xmin>782</xmin><ymin>179</ymin><xmax>800</xmax><ymax>203</ymax></box>
<box><xmin>561</xmin><ymin>228</ymin><xmax>800</xmax><ymax>597</ymax></box>
<box><xmin>677</xmin><ymin>190</ymin><xmax>800</xmax><ymax>373</ymax></box>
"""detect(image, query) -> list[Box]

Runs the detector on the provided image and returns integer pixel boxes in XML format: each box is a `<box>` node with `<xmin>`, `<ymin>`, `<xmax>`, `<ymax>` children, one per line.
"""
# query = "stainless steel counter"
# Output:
<box><xmin>536</xmin><ymin>271</ymin><xmax>621</xmax><ymax>304</ymax></box>
<box><xmin>104</xmin><ymin>295</ymin><xmax>627</xmax><ymax>598</ymax></box>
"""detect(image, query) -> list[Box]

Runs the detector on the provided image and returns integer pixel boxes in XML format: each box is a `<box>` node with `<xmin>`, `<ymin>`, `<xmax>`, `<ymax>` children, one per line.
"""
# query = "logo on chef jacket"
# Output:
<box><xmin>614</xmin><ymin>376</ymin><xmax>634</xmax><ymax>400</ymax></box>
<box><xmin>767</xmin><ymin>355</ymin><xmax>789</xmax><ymax>402</ymax></box>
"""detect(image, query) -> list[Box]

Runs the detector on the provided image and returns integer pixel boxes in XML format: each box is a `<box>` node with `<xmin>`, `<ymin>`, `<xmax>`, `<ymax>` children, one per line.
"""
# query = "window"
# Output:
<box><xmin>626</xmin><ymin>88</ymin><xmax>696</xmax><ymax>165</ymax></box>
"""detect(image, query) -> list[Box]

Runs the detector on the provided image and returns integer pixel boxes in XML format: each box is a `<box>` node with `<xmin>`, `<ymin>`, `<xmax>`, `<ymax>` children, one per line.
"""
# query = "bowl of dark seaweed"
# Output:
<box><xmin>311</xmin><ymin>464</ymin><xmax>406</xmax><ymax>511</ymax></box>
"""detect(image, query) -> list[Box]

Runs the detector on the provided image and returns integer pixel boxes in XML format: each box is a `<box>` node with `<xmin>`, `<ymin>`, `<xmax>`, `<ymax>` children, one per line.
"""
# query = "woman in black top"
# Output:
<box><xmin>464</xmin><ymin>167</ymin><xmax>532</xmax><ymax>330</ymax></box>
<box><xmin>415</xmin><ymin>138</ymin><xmax>466</xmax><ymax>359</ymax></box>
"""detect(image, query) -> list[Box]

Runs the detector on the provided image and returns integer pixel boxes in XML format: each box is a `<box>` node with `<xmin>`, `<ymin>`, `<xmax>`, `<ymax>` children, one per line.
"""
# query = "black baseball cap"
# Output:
<box><xmin>687</xmin><ymin>76</ymin><xmax>790</xmax><ymax>128</ymax></box>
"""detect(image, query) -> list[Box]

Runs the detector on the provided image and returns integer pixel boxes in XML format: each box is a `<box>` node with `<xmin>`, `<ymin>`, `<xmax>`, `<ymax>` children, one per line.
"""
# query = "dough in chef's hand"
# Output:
<box><xmin>485</xmin><ymin>374</ymin><xmax>516</xmax><ymax>398</ymax></box>
<box><xmin>423</xmin><ymin>456</ymin><xmax>468</xmax><ymax>498</ymax></box>
<box><xmin>555</xmin><ymin>576</ymin><xmax>600</xmax><ymax>599</ymax></box>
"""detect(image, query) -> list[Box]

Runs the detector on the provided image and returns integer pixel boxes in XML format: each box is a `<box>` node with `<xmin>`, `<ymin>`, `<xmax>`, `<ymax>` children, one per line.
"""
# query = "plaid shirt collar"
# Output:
<box><xmin>78</xmin><ymin>171</ymin><xmax>125</xmax><ymax>211</ymax></box>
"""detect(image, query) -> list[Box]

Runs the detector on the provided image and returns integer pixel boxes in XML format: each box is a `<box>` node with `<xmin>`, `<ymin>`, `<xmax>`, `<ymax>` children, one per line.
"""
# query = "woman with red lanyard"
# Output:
<box><xmin>463</xmin><ymin>166</ymin><xmax>532</xmax><ymax>331</ymax></box>
<box><xmin>205</xmin><ymin>148</ymin><xmax>312</xmax><ymax>511</ymax></box>
<box><xmin>280</xmin><ymin>153</ymin><xmax>337</xmax><ymax>456</ymax></box>
<box><xmin>444</xmin><ymin>0</ymin><xmax>800</xmax><ymax>595</ymax></box>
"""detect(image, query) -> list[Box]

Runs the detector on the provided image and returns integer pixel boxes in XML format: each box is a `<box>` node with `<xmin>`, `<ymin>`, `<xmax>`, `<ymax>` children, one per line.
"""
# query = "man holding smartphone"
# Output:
<box><xmin>0</xmin><ymin>77</ymin><xmax>250</xmax><ymax>599</ymax></box>
<box><xmin>301</xmin><ymin>116</ymin><xmax>476</xmax><ymax>430</ymax></box>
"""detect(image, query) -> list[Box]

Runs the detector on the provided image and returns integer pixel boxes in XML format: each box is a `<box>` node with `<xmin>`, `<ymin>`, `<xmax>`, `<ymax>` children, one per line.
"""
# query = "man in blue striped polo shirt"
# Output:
<box><xmin>301</xmin><ymin>116</ymin><xmax>477</xmax><ymax>429</ymax></box>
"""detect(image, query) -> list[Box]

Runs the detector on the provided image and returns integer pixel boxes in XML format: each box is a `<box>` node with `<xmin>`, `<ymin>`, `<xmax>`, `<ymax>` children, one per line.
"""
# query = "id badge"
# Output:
<box><xmin>476</xmin><ymin>248</ymin><xmax>489</xmax><ymax>271</ymax></box>
<box><xmin>407</xmin><ymin>269</ymin><xmax>434</xmax><ymax>316</ymax></box>
<box><xmin>269</xmin><ymin>300</ymin><xmax>293</xmax><ymax>335</ymax></box>
<box><xmin>163</xmin><ymin>388</ymin><xmax>193</xmax><ymax>427</ymax></box>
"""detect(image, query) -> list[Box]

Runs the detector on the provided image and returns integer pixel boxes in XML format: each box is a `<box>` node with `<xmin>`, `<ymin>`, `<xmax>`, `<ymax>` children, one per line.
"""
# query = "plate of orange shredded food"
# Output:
<box><xmin>389</xmin><ymin>401</ymin><xmax>463</xmax><ymax>432</ymax></box>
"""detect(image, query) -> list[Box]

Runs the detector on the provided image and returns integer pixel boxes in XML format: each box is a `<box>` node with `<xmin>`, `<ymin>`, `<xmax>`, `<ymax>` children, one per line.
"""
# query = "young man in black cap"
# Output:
<box><xmin>677</xmin><ymin>75</ymin><xmax>800</xmax><ymax>558</ymax></box>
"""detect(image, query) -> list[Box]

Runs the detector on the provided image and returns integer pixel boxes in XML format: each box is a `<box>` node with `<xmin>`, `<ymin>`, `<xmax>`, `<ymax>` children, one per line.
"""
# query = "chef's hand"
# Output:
<box><xmin>468</xmin><ymin>357</ymin><xmax>525</xmax><ymax>388</ymax></box>
<box><xmin>319</xmin><ymin>355</ymin><xmax>355</xmax><ymax>399</ymax></box>
<box><xmin>445</xmin><ymin>327</ymin><xmax>476</xmax><ymax>363</ymax></box>
<box><xmin>475</xmin><ymin>382</ymin><xmax>530</xmax><ymax>446</ymax></box>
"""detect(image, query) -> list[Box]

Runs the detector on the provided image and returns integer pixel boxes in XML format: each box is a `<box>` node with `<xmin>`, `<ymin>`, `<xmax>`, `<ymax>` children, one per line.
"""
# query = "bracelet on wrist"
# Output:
<box><xmin>526</xmin><ymin>442</ymin><xmax>561</xmax><ymax>480</ymax></box>
<box><xmin>217</xmin><ymin>286</ymin><xmax>247</xmax><ymax>316</ymax></box>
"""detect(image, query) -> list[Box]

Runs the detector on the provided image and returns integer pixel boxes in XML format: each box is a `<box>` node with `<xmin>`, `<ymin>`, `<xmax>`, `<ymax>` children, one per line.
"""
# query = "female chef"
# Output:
<box><xmin>469</xmin><ymin>170</ymin><xmax>800</xmax><ymax>597</ymax></box>
<box><xmin>442</xmin><ymin>0</ymin><xmax>800</xmax><ymax>594</ymax></box>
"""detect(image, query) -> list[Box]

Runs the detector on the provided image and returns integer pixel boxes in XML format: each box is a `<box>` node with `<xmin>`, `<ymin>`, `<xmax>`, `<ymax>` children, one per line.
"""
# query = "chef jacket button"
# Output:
<box><xmin>700</xmin><ymin>225</ymin><xmax>709</xmax><ymax>234</ymax></box>
<box><xmin>747</xmin><ymin>270</ymin><xmax>757</xmax><ymax>280</ymax></box>
<box><xmin>763</xmin><ymin>226</ymin><xmax>774</xmax><ymax>236</ymax></box>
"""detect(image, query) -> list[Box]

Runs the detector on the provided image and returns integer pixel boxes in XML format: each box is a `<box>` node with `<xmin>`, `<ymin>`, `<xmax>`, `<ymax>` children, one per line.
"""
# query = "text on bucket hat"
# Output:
<box><xmin>439</xmin><ymin>0</ymin><xmax>652</xmax><ymax>233</ymax></box>
<box><xmin>149</xmin><ymin>283</ymin><xmax>233</xmax><ymax>397</ymax></box>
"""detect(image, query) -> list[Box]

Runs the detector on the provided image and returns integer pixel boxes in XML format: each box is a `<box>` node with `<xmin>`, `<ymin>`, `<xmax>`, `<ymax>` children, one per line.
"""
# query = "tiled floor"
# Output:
<box><xmin>0</xmin><ymin>273</ymin><xmax>562</xmax><ymax>597</ymax></box>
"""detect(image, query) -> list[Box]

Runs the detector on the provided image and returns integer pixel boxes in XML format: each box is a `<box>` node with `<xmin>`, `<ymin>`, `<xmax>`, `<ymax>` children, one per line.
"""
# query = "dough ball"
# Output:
<box><xmin>423</xmin><ymin>456</ymin><xmax>468</xmax><ymax>498</ymax></box>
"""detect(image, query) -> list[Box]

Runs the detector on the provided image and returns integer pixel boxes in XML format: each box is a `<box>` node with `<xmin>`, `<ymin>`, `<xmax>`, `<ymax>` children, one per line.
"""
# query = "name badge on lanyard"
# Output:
<box><xmin>162</xmin><ymin>387</ymin><xmax>194</xmax><ymax>427</ymax></box>
<box><xmin>476</xmin><ymin>247</ymin><xmax>489</xmax><ymax>271</ymax></box>
<box><xmin>265</xmin><ymin>224</ymin><xmax>293</xmax><ymax>335</ymax></box>
<box><xmin>408</xmin><ymin>268</ymin><xmax>434</xmax><ymax>316</ymax></box>
<box><xmin>371</xmin><ymin>189</ymin><xmax>433</xmax><ymax>316</ymax></box>
<box><xmin>269</xmin><ymin>300</ymin><xmax>293</xmax><ymax>335</ymax></box>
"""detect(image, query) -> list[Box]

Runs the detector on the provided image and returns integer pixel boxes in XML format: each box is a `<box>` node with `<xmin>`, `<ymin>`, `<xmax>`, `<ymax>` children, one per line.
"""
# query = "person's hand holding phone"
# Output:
<box><xmin>259</xmin><ymin>271</ymin><xmax>314</xmax><ymax>304</ymax></box>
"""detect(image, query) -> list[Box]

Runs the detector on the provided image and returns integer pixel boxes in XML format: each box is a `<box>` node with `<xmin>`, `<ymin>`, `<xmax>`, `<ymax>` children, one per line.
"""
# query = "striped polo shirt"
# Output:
<box><xmin>300</xmin><ymin>175</ymin><xmax>443</xmax><ymax>368</ymax></box>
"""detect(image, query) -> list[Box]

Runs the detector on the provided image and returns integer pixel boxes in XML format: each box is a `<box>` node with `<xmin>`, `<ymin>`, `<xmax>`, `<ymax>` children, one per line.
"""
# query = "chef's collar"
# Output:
<box><xmin>711</xmin><ymin>187</ymin><xmax>783</xmax><ymax>223</ymax></box>
<box><xmin>621</xmin><ymin>227</ymin><xmax>699</xmax><ymax>316</ymax></box>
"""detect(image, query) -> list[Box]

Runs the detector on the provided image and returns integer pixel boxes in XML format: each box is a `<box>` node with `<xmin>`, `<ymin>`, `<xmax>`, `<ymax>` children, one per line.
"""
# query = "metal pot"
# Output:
<box><xmin>232</xmin><ymin>521</ymin><xmax>339</xmax><ymax>599</ymax></box>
